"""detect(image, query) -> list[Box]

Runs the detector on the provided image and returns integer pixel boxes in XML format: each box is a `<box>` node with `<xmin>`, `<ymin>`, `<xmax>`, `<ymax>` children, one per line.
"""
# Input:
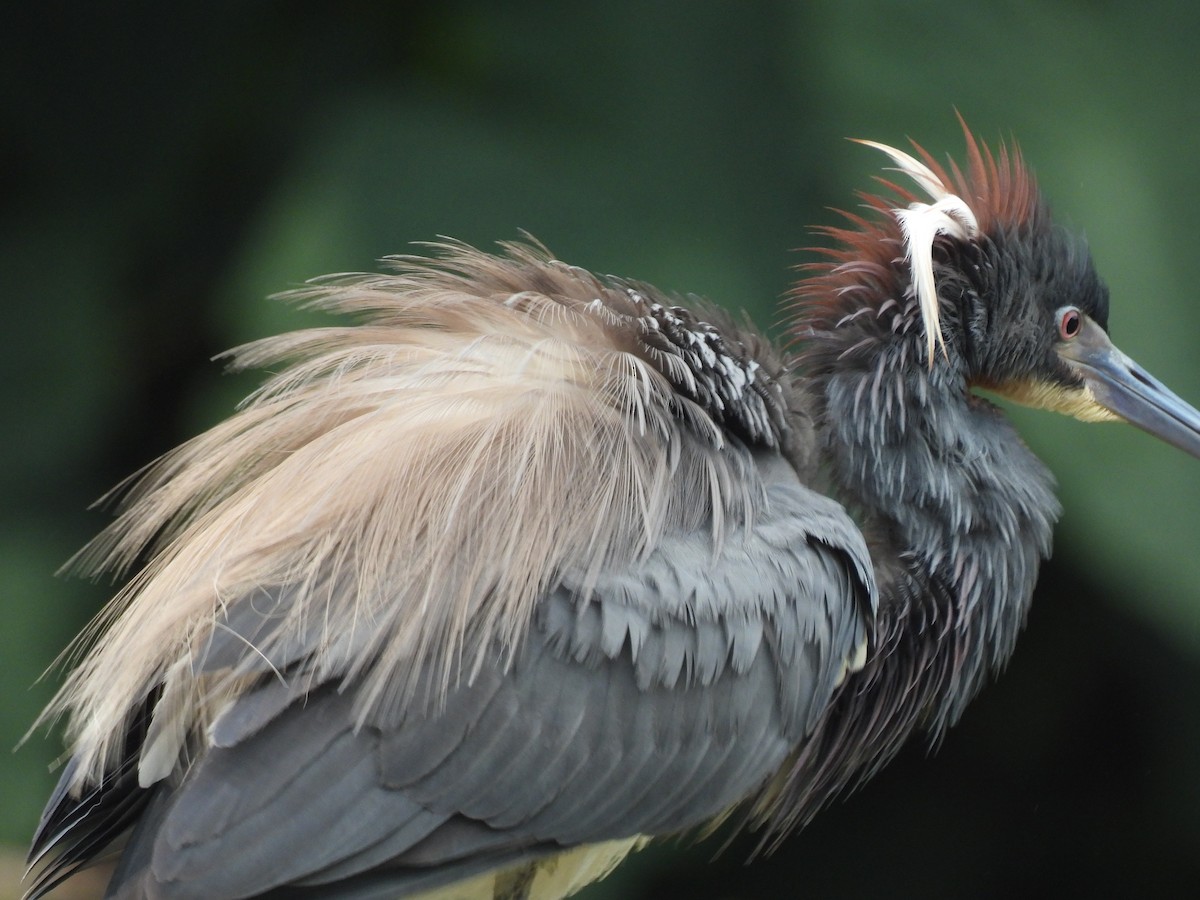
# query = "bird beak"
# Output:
<box><xmin>1057</xmin><ymin>315</ymin><xmax>1200</xmax><ymax>459</ymax></box>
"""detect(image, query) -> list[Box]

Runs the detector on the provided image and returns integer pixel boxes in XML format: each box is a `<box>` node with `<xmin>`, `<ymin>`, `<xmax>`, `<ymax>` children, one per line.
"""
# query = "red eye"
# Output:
<box><xmin>1058</xmin><ymin>307</ymin><xmax>1082</xmax><ymax>340</ymax></box>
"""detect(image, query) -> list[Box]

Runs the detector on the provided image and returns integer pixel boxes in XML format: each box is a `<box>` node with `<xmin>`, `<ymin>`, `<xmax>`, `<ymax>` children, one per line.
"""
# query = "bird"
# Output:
<box><xmin>24</xmin><ymin>123</ymin><xmax>1200</xmax><ymax>900</ymax></box>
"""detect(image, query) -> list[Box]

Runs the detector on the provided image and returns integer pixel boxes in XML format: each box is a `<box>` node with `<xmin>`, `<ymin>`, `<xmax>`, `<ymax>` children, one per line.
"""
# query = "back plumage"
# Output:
<box><xmin>28</xmin><ymin>240</ymin><xmax>874</xmax><ymax>899</ymax></box>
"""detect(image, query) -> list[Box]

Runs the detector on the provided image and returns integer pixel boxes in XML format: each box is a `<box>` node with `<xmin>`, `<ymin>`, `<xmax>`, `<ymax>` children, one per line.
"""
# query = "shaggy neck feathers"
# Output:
<box><xmin>762</xmin><ymin>128</ymin><xmax>1065</xmax><ymax>837</ymax></box>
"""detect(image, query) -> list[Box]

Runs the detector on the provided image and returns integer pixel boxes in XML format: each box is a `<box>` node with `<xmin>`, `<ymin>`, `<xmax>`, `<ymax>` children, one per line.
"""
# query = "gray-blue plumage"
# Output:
<box><xmin>95</xmin><ymin>468</ymin><xmax>873</xmax><ymax>898</ymax></box>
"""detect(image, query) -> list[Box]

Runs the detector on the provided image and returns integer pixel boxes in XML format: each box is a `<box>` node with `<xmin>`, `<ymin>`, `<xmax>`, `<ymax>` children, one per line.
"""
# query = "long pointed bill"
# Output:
<box><xmin>1058</xmin><ymin>316</ymin><xmax>1200</xmax><ymax>459</ymax></box>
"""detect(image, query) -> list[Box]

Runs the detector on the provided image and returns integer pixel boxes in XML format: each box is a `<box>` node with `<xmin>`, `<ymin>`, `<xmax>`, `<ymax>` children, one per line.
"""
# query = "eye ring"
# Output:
<box><xmin>1057</xmin><ymin>306</ymin><xmax>1082</xmax><ymax>341</ymax></box>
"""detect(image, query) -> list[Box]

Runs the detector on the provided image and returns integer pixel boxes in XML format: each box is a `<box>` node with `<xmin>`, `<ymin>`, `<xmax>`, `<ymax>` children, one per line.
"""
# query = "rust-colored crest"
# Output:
<box><xmin>794</xmin><ymin>120</ymin><xmax>1042</xmax><ymax>367</ymax></box>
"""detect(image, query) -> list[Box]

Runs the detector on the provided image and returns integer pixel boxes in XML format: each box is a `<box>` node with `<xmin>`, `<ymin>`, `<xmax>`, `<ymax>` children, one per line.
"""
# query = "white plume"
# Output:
<box><xmin>857</xmin><ymin>140</ymin><xmax>980</xmax><ymax>367</ymax></box>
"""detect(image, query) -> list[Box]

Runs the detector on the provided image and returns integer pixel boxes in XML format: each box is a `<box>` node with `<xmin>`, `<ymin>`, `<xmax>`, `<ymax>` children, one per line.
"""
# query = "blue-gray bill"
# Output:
<box><xmin>1058</xmin><ymin>316</ymin><xmax>1200</xmax><ymax>460</ymax></box>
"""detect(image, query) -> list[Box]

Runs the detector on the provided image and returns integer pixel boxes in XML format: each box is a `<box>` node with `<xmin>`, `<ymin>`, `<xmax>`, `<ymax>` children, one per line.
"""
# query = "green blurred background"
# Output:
<box><xmin>4</xmin><ymin>1</ymin><xmax>1200</xmax><ymax>897</ymax></box>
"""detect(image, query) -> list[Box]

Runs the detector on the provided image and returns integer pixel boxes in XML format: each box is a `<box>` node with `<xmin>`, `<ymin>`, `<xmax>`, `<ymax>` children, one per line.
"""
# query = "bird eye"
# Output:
<box><xmin>1057</xmin><ymin>307</ymin><xmax>1082</xmax><ymax>341</ymax></box>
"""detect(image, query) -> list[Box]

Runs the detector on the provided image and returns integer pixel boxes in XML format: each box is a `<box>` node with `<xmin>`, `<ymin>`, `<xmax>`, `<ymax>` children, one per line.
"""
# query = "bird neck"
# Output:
<box><xmin>812</xmin><ymin>329</ymin><xmax>1061</xmax><ymax>731</ymax></box>
<box><xmin>755</xmin><ymin>326</ymin><xmax>1064</xmax><ymax>841</ymax></box>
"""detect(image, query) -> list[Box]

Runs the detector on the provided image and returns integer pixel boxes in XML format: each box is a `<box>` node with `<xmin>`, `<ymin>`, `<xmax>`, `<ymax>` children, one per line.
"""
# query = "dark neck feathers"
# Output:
<box><xmin>760</xmin><ymin>281</ymin><xmax>1061</xmax><ymax>840</ymax></box>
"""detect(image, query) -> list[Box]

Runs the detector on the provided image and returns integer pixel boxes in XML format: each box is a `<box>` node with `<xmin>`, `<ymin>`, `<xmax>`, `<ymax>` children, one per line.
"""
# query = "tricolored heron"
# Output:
<box><xmin>25</xmin><ymin>126</ymin><xmax>1200</xmax><ymax>899</ymax></box>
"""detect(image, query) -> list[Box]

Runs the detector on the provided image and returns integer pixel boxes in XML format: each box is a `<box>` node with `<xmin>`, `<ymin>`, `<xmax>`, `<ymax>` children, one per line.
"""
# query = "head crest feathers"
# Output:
<box><xmin>800</xmin><ymin>126</ymin><xmax>1040</xmax><ymax>369</ymax></box>
<box><xmin>853</xmin><ymin>139</ymin><xmax>980</xmax><ymax>367</ymax></box>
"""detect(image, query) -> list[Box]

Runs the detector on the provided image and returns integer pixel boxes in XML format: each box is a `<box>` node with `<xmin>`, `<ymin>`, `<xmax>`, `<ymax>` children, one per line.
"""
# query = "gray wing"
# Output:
<box><xmin>107</xmin><ymin>478</ymin><xmax>874</xmax><ymax>899</ymax></box>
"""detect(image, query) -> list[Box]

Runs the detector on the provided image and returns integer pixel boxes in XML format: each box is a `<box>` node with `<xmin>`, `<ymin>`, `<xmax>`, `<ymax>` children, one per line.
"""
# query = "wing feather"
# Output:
<box><xmin>88</xmin><ymin>478</ymin><xmax>872</xmax><ymax>896</ymax></box>
<box><xmin>27</xmin><ymin>244</ymin><xmax>875</xmax><ymax>898</ymax></box>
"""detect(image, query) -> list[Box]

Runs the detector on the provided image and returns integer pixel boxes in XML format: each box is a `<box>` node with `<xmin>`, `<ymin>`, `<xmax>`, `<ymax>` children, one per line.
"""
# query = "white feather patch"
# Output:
<box><xmin>857</xmin><ymin>140</ymin><xmax>980</xmax><ymax>367</ymax></box>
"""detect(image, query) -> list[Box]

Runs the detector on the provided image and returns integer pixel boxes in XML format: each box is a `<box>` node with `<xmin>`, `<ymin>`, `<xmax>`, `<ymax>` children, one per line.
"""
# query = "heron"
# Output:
<box><xmin>25</xmin><ymin>125</ymin><xmax>1200</xmax><ymax>900</ymax></box>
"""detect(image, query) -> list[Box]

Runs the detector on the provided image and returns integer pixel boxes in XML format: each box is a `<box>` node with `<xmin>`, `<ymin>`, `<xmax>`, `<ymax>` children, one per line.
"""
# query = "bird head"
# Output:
<box><xmin>799</xmin><ymin>123</ymin><xmax>1200</xmax><ymax>459</ymax></box>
